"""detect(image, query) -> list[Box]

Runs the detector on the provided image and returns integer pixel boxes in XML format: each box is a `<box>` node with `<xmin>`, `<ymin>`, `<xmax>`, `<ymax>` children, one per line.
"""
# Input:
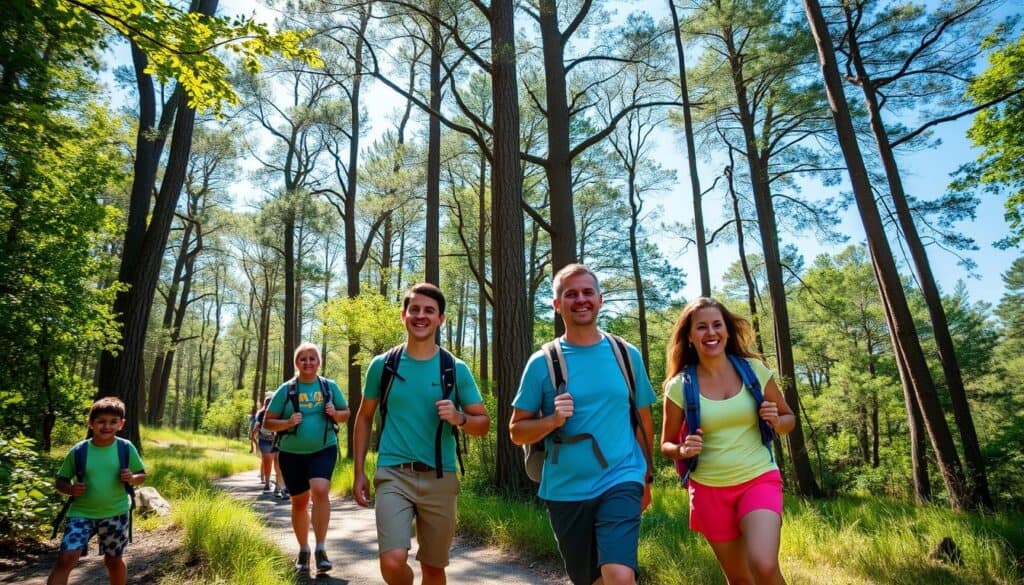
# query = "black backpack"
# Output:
<box><xmin>273</xmin><ymin>376</ymin><xmax>337</xmax><ymax>448</ymax></box>
<box><xmin>378</xmin><ymin>344</ymin><xmax>464</xmax><ymax>479</ymax></box>
<box><xmin>523</xmin><ymin>333</ymin><xmax>651</xmax><ymax>483</ymax></box>
<box><xmin>51</xmin><ymin>437</ymin><xmax>137</xmax><ymax>545</ymax></box>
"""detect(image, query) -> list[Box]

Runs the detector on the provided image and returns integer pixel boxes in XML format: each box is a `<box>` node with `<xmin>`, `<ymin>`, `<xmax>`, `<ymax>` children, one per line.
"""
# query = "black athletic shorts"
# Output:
<box><xmin>278</xmin><ymin>445</ymin><xmax>337</xmax><ymax>496</ymax></box>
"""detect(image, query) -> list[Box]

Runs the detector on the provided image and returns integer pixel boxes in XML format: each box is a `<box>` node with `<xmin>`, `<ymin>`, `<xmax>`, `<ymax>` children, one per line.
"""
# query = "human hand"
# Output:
<box><xmin>641</xmin><ymin>482</ymin><xmax>652</xmax><ymax>512</ymax></box>
<box><xmin>435</xmin><ymin>399</ymin><xmax>462</xmax><ymax>426</ymax></box>
<box><xmin>353</xmin><ymin>475</ymin><xmax>371</xmax><ymax>507</ymax></box>
<box><xmin>553</xmin><ymin>393</ymin><xmax>574</xmax><ymax>426</ymax></box>
<box><xmin>69</xmin><ymin>482</ymin><xmax>87</xmax><ymax>497</ymax></box>
<box><xmin>119</xmin><ymin>468</ymin><xmax>133</xmax><ymax>484</ymax></box>
<box><xmin>678</xmin><ymin>429</ymin><xmax>703</xmax><ymax>459</ymax></box>
<box><xmin>289</xmin><ymin>412</ymin><xmax>303</xmax><ymax>427</ymax></box>
<box><xmin>759</xmin><ymin>401</ymin><xmax>779</xmax><ymax>428</ymax></box>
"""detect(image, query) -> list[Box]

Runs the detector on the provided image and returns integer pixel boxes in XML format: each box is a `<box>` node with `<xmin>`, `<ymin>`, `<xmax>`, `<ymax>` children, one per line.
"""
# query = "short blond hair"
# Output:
<box><xmin>292</xmin><ymin>342</ymin><xmax>322</xmax><ymax>377</ymax></box>
<box><xmin>552</xmin><ymin>263</ymin><xmax>600</xmax><ymax>298</ymax></box>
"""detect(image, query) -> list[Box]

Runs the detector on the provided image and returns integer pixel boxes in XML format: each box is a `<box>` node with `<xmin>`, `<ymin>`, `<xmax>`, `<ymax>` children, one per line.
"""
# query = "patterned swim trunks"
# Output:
<box><xmin>59</xmin><ymin>514</ymin><xmax>129</xmax><ymax>557</ymax></box>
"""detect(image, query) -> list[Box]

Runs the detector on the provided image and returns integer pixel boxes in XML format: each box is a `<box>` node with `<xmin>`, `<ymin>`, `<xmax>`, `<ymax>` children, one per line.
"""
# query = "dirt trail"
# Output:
<box><xmin>217</xmin><ymin>471</ymin><xmax>568</xmax><ymax>585</ymax></box>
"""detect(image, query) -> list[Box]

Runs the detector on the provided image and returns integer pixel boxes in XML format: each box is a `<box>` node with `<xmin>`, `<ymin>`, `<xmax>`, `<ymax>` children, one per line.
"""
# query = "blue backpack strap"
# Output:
<box><xmin>51</xmin><ymin>440</ymin><xmax>90</xmax><ymax>538</ymax></box>
<box><xmin>727</xmin><ymin>355</ymin><xmax>777</xmax><ymax>449</ymax></box>
<box><xmin>115</xmin><ymin>437</ymin><xmax>136</xmax><ymax>543</ymax></box>
<box><xmin>434</xmin><ymin>348</ymin><xmax>462</xmax><ymax>478</ymax></box>
<box><xmin>681</xmin><ymin>364</ymin><xmax>701</xmax><ymax>482</ymax></box>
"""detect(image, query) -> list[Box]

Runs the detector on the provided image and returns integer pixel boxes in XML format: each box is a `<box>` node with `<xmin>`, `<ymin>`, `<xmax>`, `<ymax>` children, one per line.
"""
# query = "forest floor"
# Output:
<box><xmin>0</xmin><ymin>471</ymin><xmax>567</xmax><ymax>585</ymax></box>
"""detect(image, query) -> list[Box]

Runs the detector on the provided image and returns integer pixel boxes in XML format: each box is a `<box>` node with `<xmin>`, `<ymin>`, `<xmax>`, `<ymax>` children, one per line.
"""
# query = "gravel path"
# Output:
<box><xmin>217</xmin><ymin>471</ymin><xmax>568</xmax><ymax>585</ymax></box>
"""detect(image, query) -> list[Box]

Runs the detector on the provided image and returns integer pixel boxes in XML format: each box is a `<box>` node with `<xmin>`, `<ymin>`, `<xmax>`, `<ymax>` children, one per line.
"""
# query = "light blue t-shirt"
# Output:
<box><xmin>363</xmin><ymin>349</ymin><xmax>482</xmax><ymax>472</ymax></box>
<box><xmin>512</xmin><ymin>335</ymin><xmax>656</xmax><ymax>501</ymax></box>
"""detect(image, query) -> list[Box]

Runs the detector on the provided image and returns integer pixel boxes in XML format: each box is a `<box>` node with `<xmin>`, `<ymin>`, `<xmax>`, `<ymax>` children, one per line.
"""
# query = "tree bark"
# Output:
<box><xmin>803</xmin><ymin>0</ymin><xmax>969</xmax><ymax>510</ymax></box>
<box><xmin>491</xmin><ymin>0</ymin><xmax>533</xmax><ymax>494</ymax></box>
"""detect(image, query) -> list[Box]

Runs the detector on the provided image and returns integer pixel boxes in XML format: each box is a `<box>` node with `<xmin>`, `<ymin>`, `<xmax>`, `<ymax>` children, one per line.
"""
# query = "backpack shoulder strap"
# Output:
<box><xmin>728</xmin><ymin>355</ymin><xmax>777</xmax><ymax>447</ymax></box>
<box><xmin>541</xmin><ymin>337</ymin><xmax>568</xmax><ymax>396</ymax></box>
<box><xmin>378</xmin><ymin>344</ymin><xmax>405</xmax><ymax>437</ymax></box>
<box><xmin>435</xmin><ymin>347</ymin><xmax>464</xmax><ymax>478</ymax></box>
<box><xmin>438</xmin><ymin>348</ymin><xmax>457</xmax><ymax>401</ymax></box>
<box><xmin>72</xmin><ymin>439</ymin><xmax>90</xmax><ymax>484</ymax></box>
<box><xmin>604</xmin><ymin>333</ymin><xmax>652</xmax><ymax>476</ymax></box>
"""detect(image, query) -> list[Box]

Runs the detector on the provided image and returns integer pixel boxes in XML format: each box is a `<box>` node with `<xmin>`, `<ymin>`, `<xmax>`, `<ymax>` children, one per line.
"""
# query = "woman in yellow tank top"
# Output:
<box><xmin>661</xmin><ymin>297</ymin><xmax>796</xmax><ymax>585</ymax></box>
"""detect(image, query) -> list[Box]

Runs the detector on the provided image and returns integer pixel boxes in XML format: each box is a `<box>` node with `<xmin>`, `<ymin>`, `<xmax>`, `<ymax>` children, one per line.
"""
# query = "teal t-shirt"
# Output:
<box><xmin>57</xmin><ymin>439</ymin><xmax>144</xmax><ymax>519</ymax></box>
<box><xmin>363</xmin><ymin>349</ymin><xmax>482</xmax><ymax>472</ymax></box>
<box><xmin>512</xmin><ymin>335</ymin><xmax>656</xmax><ymax>501</ymax></box>
<box><xmin>268</xmin><ymin>377</ymin><xmax>347</xmax><ymax>454</ymax></box>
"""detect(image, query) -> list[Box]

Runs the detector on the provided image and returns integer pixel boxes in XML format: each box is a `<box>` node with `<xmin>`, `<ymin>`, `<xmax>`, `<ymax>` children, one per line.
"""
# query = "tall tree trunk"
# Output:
<box><xmin>626</xmin><ymin>170</ymin><xmax>650</xmax><ymax>371</ymax></box>
<box><xmin>491</xmin><ymin>0</ymin><xmax>532</xmax><ymax>494</ymax></box>
<box><xmin>425</xmin><ymin>0</ymin><xmax>442</xmax><ymax>286</ymax></box>
<box><xmin>538</xmin><ymin>0</ymin><xmax>578</xmax><ymax>279</ymax></box>
<box><xmin>477</xmin><ymin>156</ymin><xmax>490</xmax><ymax>387</ymax></box>
<box><xmin>727</xmin><ymin>160</ymin><xmax>766</xmax><ymax>356</ymax></box>
<box><xmin>668</xmin><ymin>0</ymin><xmax>710</xmax><ymax>296</ymax></box>
<box><xmin>845</xmin><ymin>17</ymin><xmax>991</xmax><ymax>509</ymax></box>
<box><xmin>803</xmin><ymin>0</ymin><xmax>968</xmax><ymax>510</ymax></box>
<box><xmin>722</xmin><ymin>24</ymin><xmax>820</xmax><ymax>497</ymax></box>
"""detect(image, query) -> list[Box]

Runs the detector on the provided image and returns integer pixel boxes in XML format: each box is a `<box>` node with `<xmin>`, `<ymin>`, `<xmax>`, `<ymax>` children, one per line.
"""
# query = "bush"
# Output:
<box><xmin>200</xmin><ymin>390</ymin><xmax>251</xmax><ymax>439</ymax></box>
<box><xmin>0</xmin><ymin>434</ymin><xmax>62</xmax><ymax>543</ymax></box>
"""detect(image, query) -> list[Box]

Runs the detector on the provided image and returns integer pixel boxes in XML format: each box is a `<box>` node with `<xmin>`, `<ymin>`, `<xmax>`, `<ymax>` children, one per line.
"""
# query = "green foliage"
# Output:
<box><xmin>45</xmin><ymin>0</ymin><xmax>322</xmax><ymax>113</ymax></box>
<box><xmin>200</xmin><ymin>389</ymin><xmax>251</xmax><ymax>439</ymax></box>
<box><xmin>0</xmin><ymin>435</ymin><xmax>62</xmax><ymax>543</ymax></box>
<box><xmin>320</xmin><ymin>293</ymin><xmax>406</xmax><ymax>365</ymax></box>
<box><xmin>952</xmin><ymin>33</ymin><xmax>1024</xmax><ymax>248</ymax></box>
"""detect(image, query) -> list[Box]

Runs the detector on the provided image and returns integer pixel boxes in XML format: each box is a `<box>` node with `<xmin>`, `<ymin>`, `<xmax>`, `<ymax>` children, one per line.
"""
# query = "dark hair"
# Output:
<box><xmin>402</xmin><ymin>282</ymin><xmax>446</xmax><ymax>315</ymax></box>
<box><xmin>664</xmin><ymin>297</ymin><xmax>762</xmax><ymax>388</ymax></box>
<box><xmin>89</xmin><ymin>397</ymin><xmax>126</xmax><ymax>421</ymax></box>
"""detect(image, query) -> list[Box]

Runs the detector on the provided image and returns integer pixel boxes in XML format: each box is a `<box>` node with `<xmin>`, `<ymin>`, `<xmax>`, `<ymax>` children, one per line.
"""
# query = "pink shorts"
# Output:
<box><xmin>688</xmin><ymin>469</ymin><xmax>783</xmax><ymax>542</ymax></box>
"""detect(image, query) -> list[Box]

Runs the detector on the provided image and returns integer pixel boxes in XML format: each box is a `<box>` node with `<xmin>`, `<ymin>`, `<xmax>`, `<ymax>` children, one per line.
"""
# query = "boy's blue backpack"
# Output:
<box><xmin>51</xmin><ymin>437</ymin><xmax>136</xmax><ymax>546</ymax></box>
<box><xmin>674</xmin><ymin>354</ymin><xmax>777</xmax><ymax>485</ymax></box>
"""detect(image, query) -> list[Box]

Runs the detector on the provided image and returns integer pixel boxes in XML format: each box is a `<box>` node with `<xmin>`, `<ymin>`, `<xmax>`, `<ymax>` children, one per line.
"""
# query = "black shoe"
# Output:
<box><xmin>315</xmin><ymin>550</ymin><xmax>332</xmax><ymax>573</ymax></box>
<box><xmin>295</xmin><ymin>550</ymin><xmax>310</xmax><ymax>572</ymax></box>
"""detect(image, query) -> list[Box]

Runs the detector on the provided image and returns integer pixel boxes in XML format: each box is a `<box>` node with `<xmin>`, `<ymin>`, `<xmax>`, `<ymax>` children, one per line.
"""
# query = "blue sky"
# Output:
<box><xmin>217</xmin><ymin>0</ymin><xmax>1021</xmax><ymax>309</ymax></box>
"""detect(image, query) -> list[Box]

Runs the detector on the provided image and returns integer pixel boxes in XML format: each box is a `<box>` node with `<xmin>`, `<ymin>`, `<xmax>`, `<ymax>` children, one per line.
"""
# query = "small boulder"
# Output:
<box><xmin>929</xmin><ymin>536</ymin><xmax>964</xmax><ymax>566</ymax></box>
<box><xmin>136</xmin><ymin>486</ymin><xmax>172</xmax><ymax>517</ymax></box>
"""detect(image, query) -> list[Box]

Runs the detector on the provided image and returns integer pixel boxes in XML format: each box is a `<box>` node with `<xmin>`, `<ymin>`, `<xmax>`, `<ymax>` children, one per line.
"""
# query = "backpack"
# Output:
<box><xmin>255</xmin><ymin>411</ymin><xmax>275</xmax><ymax>441</ymax></box>
<box><xmin>273</xmin><ymin>376</ymin><xmax>337</xmax><ymax>448</ymax></box>
<box><xmin>378</xmin><ymin>344</ymin><xmax>464</xmax><ymax>479</ymax></box>
<box><xmin>51</xmin><ymin>437</ymin><xmax>137</xmax><ymax>545</ymax></box>
<box><xmin>523</xmin><ymin>333</ymin><xmax>652</xmax><ymax>483</ymax></box>
<box><xmin>674</xmin><ymin>354</ymin><xmax>777</xmax><ymax>486</ymax></box>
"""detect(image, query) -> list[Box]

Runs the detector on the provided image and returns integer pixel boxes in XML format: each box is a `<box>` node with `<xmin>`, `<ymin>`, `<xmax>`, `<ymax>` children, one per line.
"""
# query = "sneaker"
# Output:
<box><xmin>278</xmin><ymin>487</ymin><xmax>290</xmax><ymax>499</ymax></box>
<box><xmin>294</xmin><ymin>550</ymin><xmax>310</xmax><ymax>572</ymax></box>
<box><xmin>315</xmin><ymin>550</ymin><xmax>332</xmax><ymax>573</ymax></box>
<box><xmin>262</xmin><ymin>481</ymin><xmax>271</xmax><ymax>492</ymax></box>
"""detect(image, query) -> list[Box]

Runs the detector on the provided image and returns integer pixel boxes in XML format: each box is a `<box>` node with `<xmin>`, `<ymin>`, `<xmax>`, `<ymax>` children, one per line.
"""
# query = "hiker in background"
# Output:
<box><xmin>510</xmin><ymin>263</ymin><xmax>656</xmax><ymax>585</ymax></box>
<box><xmin>353</xmin><ymin>282</ymin><xmax>490</xmax><ymax>585</ymax></box>
<box><xmin>251</xmin><ymin>396</ymin><xmax>287</xmax><ymax>498</ymax></box>
<box><xmin>48</xmin><ymin>397</ymin><xmax>146</xmax><ymax>585</ymax></box>
<box><xmin>661</xmin><ymin>297</ymin><xmax>795</xmax><ymax>585</ymax></box>
<box><xmin>263</xmin><ymin>342</ymin><xmax>349</xmax><ymax>576</ymax></box>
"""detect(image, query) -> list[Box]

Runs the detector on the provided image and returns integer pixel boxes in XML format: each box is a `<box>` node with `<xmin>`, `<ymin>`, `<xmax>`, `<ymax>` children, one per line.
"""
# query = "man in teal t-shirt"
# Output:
<box><xmin>353</xmin><ymin>283</ymin><xmax>490</xmax><ymax>585</ymax></box>
<box><xmin>510</xmin><ymin>264</ymin><xmax>656</xmax><ymax>585</ymax></box>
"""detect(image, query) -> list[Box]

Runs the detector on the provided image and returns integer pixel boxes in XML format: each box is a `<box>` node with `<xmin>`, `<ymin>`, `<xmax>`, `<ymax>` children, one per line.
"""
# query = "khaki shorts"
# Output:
<box><xmin>374</xmin><ymin>465</ymin><xmax>460</xmax><ymax>568</ymax></box>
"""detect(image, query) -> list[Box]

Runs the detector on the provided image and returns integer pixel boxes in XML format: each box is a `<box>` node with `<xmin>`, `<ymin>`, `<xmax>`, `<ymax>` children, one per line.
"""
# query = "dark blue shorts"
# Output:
<box><xmin>544</xmin><ymin>481</ymin><xmax>643</xmax><ymax>585</ymax></box>
<box><xmin>278</xmin><ymin>445</ymin><xmax>337</xmax><ymax>496</ymax></box>
<box><xmin>257</xmin><ymin>438</ymin><xmax>278</xmax><ymax>454</ymax></box>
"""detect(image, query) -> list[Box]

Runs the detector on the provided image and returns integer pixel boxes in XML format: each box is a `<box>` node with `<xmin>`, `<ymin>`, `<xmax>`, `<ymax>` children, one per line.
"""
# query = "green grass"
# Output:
<box><xmin>454</xmin><ymin>482</ymin><xmax>1024</xmax><ymax>585</ymax></box>
<box><xmin>137</xmin><ymin>426</ymin><xmax>296</xmax><ymax>585</ymax></box>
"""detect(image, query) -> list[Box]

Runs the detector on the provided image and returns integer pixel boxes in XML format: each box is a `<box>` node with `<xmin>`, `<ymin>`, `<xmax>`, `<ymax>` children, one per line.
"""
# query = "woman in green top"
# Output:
<box><xmin>660</xmin><ymin>298</ymin><xmax>796</xmax><ymax>585</ymax></box>
<box><xmin>264</xmin><ymin>342</ymin><xmax>350</xmax><ymax>575</ymax></box>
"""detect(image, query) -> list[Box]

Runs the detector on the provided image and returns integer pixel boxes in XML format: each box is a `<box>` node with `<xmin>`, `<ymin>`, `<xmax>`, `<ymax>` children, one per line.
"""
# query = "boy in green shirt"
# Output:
<box><xmin>48</xmin><ymin>397</ymin><xmax>146</xmax><ymax>585</ymax></box>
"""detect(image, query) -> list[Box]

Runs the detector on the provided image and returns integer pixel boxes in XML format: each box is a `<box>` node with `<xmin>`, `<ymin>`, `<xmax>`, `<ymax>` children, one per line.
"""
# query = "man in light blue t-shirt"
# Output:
<box><xmin>510</xmin><ymin>264</ymin><xmax>656</xmax><ymax>585</ymax></box>
<box><xmin>353</xmin><ymin>283</ymin><xmax>491</xmax><ymax>585</ymax></box>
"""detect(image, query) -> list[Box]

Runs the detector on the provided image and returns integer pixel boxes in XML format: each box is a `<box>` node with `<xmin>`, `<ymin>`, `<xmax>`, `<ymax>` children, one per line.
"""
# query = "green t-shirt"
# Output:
<box><xmin>363</xmin><ymin>349</ymin><xmax>482</xmax><ymax>472</ymax></box>
<box><xmin>57</xmin><ymin>439</ymin><xmax>144</xmax><ymax>519</ymax></box>
<box><xmin>665</xmin><ymin>357</ymin><xmax>776</xmax><ymax>486</ymax></box>
<box><xmin>268</xmin><ymin>377</ymin><xmax>347</xmax><ymax>454</ymax></box>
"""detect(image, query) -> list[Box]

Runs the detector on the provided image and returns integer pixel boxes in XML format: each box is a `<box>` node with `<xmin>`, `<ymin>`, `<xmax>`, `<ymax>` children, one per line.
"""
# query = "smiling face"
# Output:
<box><xmin>687</xmin><ymin>306</ymin><xmax>729</xmax><ymax>359</ymax></box>
<box><xmin>295</xmin><ymin>348</ymin><xmax>321</xmax><ymax>378</ymax></box>
<box><xmin>401</xmin><ymin>292</ymin><xmax>444</xmax><ymax>342</ymax></box>
<box><xmin>88</xmin><ymin>413</ymin><xmax>125</xmax><ymax>445</ymax></box>
<box><xmin>554</xmin><ymin>272</ymin><xmax>603</xmax><ymax>329</ymax></box>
